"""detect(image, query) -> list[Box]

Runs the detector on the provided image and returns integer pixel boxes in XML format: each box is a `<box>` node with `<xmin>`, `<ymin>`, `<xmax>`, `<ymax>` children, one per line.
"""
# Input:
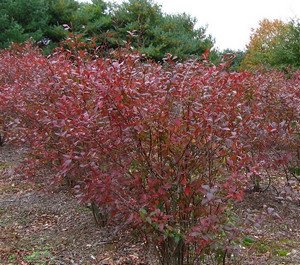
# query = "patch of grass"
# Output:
<box><xmin>242</xmin><ymin>236</ymin><xmax>291</xmax><ymax>257</ymax></box>
<box><xmin>242</xmin><ymin>236</ymin><xmax>255</xmax><ymax>246</ymax></box>
<box><xmin>278</xmin><ymin>238</ymin><xmax>296</xmax><ymax>245</ymax></box>
<box><xmin>24</xmin><ymin>249</ymin><xmax>53</xmax><ymax>264</ymax></box>
<box><xmin>274</xmin><ymin>248</ymin><xmax>289</xmax><ymax>257</ymax></box>
<box><xmin>8</xmin><ymin>254</ymin><xmax>17</xmax><ymax>262</ymax></box>
<box><xmin>242</xmin><ymin>237</ymin><xmax>271</xmax><ymax>254</ymax></box>
<box><xmin>255</xmin><ymin>242</ymin><xmax>270</xmax><ymax>254</ymax></box>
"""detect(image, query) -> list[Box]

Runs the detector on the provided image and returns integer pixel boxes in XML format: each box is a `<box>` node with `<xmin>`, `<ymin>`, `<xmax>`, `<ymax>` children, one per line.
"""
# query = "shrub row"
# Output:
<box><xmin>0</xmin><ymin>41</ymin><xmax>299</xmax><ymax>263</ymax></box>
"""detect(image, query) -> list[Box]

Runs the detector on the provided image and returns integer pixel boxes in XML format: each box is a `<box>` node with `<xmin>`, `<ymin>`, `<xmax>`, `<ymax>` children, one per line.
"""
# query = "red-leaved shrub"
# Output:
<box><xmin>0</xmin><ymin>41</ymin><xmax>299</xmax><ymax>263</ymax></box>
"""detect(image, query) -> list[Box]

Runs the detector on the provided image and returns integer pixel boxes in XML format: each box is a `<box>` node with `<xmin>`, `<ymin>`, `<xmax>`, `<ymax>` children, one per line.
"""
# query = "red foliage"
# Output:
<box><xmin>0</xmin><ymin>41</ymin><xmax>299</xmax><ymax>262</ymax></box>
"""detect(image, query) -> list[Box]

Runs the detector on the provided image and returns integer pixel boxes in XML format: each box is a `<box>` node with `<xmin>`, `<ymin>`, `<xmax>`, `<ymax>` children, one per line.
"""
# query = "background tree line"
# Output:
<box><xmin>0</xmin><ymin>0</ymin><xmax>214</xmax><ymax>60</ymax></box>
<box><xmin>240</xmin><ymin>18</ymin><xmax>300</xmax><ymax>71</ymax></box>
<box><xmin>0</xmin><ymin>0</ymin><xmax>299</xmax><ymax>70</ymax></box>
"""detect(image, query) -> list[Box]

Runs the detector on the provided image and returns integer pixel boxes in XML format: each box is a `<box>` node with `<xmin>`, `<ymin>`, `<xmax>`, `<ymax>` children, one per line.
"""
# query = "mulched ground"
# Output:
<box><xmin>0</xmin><ymin>145</ymin><xmax>299</xmax><ymax>265</ymax></box>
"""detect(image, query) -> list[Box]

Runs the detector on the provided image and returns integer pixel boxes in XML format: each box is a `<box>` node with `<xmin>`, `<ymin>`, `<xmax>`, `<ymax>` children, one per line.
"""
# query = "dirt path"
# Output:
<box><xmin>0</xmin><ymin>145</ymin><xmax>299</xmax><ymax>264</ymax></box>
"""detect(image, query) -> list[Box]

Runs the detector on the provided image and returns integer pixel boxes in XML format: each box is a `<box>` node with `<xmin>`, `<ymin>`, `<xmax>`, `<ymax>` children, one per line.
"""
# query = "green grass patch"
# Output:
<box><xmin>242</xmin><ymin>236</ymin><xmax>291</xmax><ymax>256</ymax></box>
<box><xmin>24</xmin><ymin>249</ymin><xmax>53</xmax><ymax>264</ymax></box>
<box><xmin>242</xmin><ymin>236</ymin><xmax>255</xmax><ymax>246</ymax></box>
<box><xmin>274</xmin><ymin>248</ymin><xmax>289</xmax><ymax>257</ymax></box>
<box><xmin>255</xmin><ymin>242</ymin><xmax>271</xmax><ymax>254</ymax></box>
<box><xmin>8</xmin><ymin>254</ymin><xmax>17</xmax><ymax>262</ymax></box>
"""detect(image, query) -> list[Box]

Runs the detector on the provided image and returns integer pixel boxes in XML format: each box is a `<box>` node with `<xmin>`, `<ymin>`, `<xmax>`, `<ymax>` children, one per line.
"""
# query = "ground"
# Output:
<box><xmin>0</xmin><ymin>145</ymin><xmax>299</xmax><ymax>265</ymax></box>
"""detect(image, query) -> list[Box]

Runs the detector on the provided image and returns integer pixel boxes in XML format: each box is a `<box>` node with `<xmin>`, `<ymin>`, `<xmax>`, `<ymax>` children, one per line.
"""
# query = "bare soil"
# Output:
<box><xmin>0</xmin><ymin>145</ymin><xmax>299</xmax><ymax>265</ymax></box>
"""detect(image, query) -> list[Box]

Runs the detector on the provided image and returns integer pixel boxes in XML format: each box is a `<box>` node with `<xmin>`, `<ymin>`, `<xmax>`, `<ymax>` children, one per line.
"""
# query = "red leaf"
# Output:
<box><xmin>184</xmin><ymin>186</ymin><xmax>191</xmax><ymax>196</ymax></box>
